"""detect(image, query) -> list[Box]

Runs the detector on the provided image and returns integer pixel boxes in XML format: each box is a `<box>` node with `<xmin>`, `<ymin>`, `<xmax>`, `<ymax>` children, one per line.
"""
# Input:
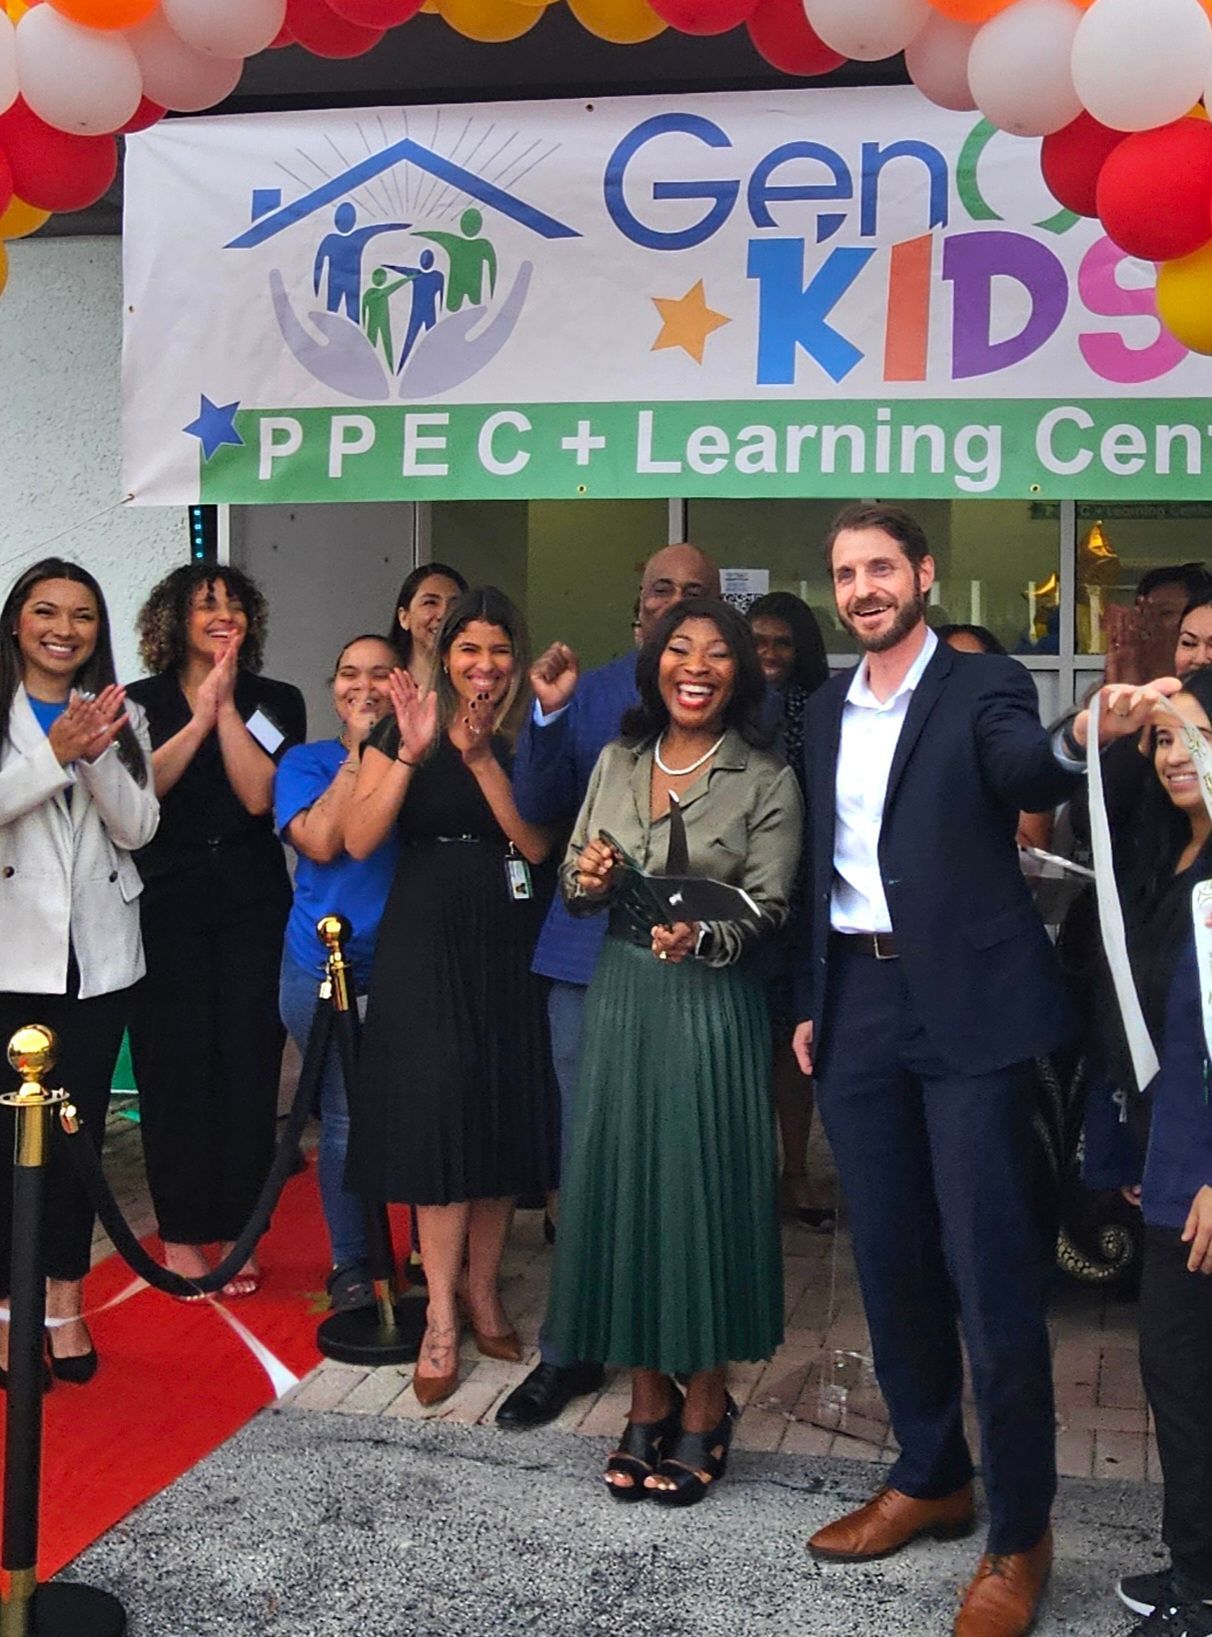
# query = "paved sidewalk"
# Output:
<box><xmin>96</xmin><ymin>1077</ymin><xmax>1159</xmax><ymax>1488</ymax></box>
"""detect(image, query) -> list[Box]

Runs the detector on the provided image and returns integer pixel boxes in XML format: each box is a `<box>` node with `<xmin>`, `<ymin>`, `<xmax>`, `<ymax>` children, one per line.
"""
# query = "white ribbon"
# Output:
<box><xmin>1087</xmin><ymin>689</ymin><xmax>1160</xmax><ymax>1092</ymax></box>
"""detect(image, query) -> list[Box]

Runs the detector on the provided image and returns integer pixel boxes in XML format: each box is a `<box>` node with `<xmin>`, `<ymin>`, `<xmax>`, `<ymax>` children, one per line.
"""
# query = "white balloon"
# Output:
<box><xmin>904</xmin><ymin>13</ymin><xmax>976</xmax><ymax>113</ymax></box>
<box><xmin>1072</xmin><ymin>0</ymin><xmax>1212</xmax><ymax>133</ymax></box>
<box><xmin>968</xmin><ymin>0</ymin><xmax>1082</xmax><ymax>137</ymax></box>
<box><xmin>125</xmin><ymin>12</ymin><xmax>243</xmax><ymax>114</ymax></box>
<box><xmin>15</xmin><ymin>6</ymin><xmax>141</xmax><ymax>136</ymax></box>
<box><xmin>161</xmin><ymin>0</ymin><xmax>287</xmax><ymax>60</ymax></box>
<box><xmin>0</xmin><ymin>15</ymin><xmax>17</xmax><ymax>120</ymax></box>
<box><xmin>803</xmin><ymin>0</ymin><xmax>930</xmax><ymax>63</ymax></box>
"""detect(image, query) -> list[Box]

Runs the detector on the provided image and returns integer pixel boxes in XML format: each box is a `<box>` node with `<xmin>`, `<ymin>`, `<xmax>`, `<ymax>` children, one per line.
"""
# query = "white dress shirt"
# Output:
<box><xmin>831</xmin><ymin>627</ymin><xmax>938</xmax><ymax>934</ymax></box>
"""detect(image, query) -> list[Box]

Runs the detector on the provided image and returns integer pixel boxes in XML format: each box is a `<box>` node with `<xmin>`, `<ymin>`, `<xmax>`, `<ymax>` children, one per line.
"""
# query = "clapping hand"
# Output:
<box><xmin>389</xmin><ymin>668</ymin><xmax>437</xmax><ymax>763</ymax></box>
<box><xmin>48</xmin><ymin>686</ymin><xmax>129</xmax><ymax>766</ymax></box>
<box><xmin>530</xmin><ymin>642</ymin><xmax>579</xmax><ymax>717</ymax></box>
<box><xmin>460</xmin><ymin>691</ymin><xmax>495</xmax><ymax>766</ymax></box>
<box><xmin>192</xmin><ymin>637</ymin><xmax>239</xmax><ymax>731</ymax></box>
<box><xmin>575</xmin><ymin>835</ymin><xmax>620</xmax><ymax>897</ymax></box>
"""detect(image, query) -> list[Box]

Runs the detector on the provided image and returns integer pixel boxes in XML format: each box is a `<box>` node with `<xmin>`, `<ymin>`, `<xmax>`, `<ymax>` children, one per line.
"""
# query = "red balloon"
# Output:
<box><xmin>648</xmin><ymin>0</ymin><xmax>755</xmax><ymax>33</ymax></box>
<box><xmin>1040</xmin><ymin>112</ymin><xmax>1126</xmax><ymax>219</ymax></box>
<box><xmin>746</xmin><ymin>0</ymin><xmax>845</xmax><ymax>75</ymax></box>
<box><xmin>1097</xmin><ymin>117</ymin><xmax>1212</xmax><ymax>263</ymax></box>
<box><xmin>0</xmin><ymin>150</ymin><xmax>12</xmax><ymax>221</ymax></box>
<box><xmin>0</xmin><ymin>99</ymin><xmax>117</xmax><ymax>213</ymax></box>
<box><xmin>121</xmin><ymin>98</ymin><xmax>167</xmax><ymax>135</ymax></box>
<box><xmin>285</xmin><ymin>0</ymin><xmax>386</xmax><ymax>55</ymax></box>
<box><xmin>327</xmin><ymin>0</ymin><xmax>424</xmax><ymax>23</ymax></box>
<box><xmin>268</xmin><ymin>22</ymin><xmax>297</xmax><ymax>45</ymax></box>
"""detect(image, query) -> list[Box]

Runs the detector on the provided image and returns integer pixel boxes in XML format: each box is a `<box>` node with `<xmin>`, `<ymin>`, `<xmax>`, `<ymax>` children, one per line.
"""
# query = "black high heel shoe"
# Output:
<box><xmin>47</xmin><ymin>1321</ymin><xmax>98</xmax><ymax>1385</ymax></box>
<box><xmin>648</xmin><ymin>1393</ymin><xmax>738</xmax><ymax>1507</ymax></box>
<box><xmin>604</xmin><ymin>1384</ymin><xmax>683</xmax><ymax>1503</ymax></box>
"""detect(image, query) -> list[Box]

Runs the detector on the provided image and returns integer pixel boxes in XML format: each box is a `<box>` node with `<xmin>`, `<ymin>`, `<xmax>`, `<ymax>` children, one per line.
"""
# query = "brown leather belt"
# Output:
<box><xmin>831</xmin><ymin>931</ymin><xmax>900</xmax><ymax>960</ymax></box>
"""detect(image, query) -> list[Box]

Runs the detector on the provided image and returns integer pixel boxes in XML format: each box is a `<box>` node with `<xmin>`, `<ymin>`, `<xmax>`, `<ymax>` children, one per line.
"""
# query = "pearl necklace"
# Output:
<box><xmin>654</xmin><ymin>731</ymin><xmax>725</xmax><ymax>777</ymax></box>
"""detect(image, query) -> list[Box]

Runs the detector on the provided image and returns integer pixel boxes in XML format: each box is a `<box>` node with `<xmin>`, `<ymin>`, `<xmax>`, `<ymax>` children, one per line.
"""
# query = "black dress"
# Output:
<box><xmin>349</xmin><ymin>731</ymin><xmax>558</xmax><ymax>1205</ymax></box>
<box><xmin>126</xmin><ymin>669</ymin><xmax>306</xmax><ymax>1244</ymax></box>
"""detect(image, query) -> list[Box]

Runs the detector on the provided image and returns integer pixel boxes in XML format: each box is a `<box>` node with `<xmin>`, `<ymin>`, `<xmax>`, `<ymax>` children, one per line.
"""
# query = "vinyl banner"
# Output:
<box><xmin>121</xmin><ymin>88</ymin><xmax>1212</xmax><ymax>505</ymax></box>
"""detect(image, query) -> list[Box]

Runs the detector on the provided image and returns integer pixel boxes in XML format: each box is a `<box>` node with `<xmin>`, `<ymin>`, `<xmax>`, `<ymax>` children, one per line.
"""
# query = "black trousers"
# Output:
<box><xmin>130</xmin><ymin>849</ymin><xmax>288</xmax><ymax>1245</ymax></box>
<box><xmin>0</xmin><ymin>982</ymin><xmax>131</xmax><ymax>1293</ymax></box>
<box><xmin>814</xmin><ymin>946</ymin><xmax>1057</xmax><ymax>1554</ymax></box>
<box><xmin>1140</xmin><ymin>1223</ymin><xmax>1212</xmax><ymax>1593</ymax></box>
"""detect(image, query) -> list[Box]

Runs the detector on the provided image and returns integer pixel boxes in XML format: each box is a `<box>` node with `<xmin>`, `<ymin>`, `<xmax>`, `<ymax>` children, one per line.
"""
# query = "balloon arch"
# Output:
<box><xmin>0</xmin><ymin>0</ymin><xmax>1209</xmax><ymax>354</ymax></box>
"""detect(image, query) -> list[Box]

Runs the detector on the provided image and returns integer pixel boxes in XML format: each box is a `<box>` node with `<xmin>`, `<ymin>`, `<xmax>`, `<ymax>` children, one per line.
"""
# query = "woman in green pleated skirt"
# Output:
<box><xmin>547</xmin><ymin>597</ymin><xmax>803</xmax><ymax>1507</ymax></box>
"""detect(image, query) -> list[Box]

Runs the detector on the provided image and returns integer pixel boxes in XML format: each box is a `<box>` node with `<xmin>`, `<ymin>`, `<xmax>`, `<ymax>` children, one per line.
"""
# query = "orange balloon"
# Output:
<box><xmin>6</xmin><ymin>0</ymin><xmax>32</xmax><ymax>19</ymax></box>
<box><xmin>436</xmin><ymin>0</ymin><xmax>543</xmax><ymax>38</ymax></box>
<box><xmin>569</xmin><ymin>0</ymin><xmax>665</xmax><ymax>39</ymax></box>
<box><xmin>0</xmin><ymin>193</ymin><xmax>50</xmax><ymax>239</ymax></box>
<box><xmin>925</xmin><ymin>0</ymin><xmax>1012</xmax><ymax>20</ymax></box>
<box><xmin>0</xmin><ymin>241</ymin><xmax>8</xmax><ymax>299</ymax></box>
<box><xmin>47</xmin><ymin>0</ymin><xmax>159</xmax><ymax>27</ymax></box>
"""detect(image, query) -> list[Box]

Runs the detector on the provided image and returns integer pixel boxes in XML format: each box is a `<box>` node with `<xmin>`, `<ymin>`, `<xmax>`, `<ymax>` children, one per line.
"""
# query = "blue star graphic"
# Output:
<box><xmin>183</xmin><ymin>396</ymin><xmax>245</xmax><ymax>461</ymax></box>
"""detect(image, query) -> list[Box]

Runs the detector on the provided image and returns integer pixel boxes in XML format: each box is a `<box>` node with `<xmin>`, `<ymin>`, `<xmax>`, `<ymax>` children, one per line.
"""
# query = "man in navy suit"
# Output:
<box><xmin>494</xmin><ymin>541</ymin><xmax>720</xmax><ymax>1429</ymax></box>
<box><xmin>791</xmin><ymin>503</ymin><xmax>1104</xmax><ymax>1637</ymax></box>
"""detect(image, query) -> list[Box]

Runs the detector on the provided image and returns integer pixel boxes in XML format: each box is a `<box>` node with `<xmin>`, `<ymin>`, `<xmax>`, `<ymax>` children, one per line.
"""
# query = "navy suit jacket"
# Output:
<box><xmin>513</xmin><ymin>652</ymin><xmax>639</xmax><ymax>986</ymax></box>
<box><xmin>795</xmin><ymin>643</ymin><xmax>1080</xmax><ymax>1077</ymax></box>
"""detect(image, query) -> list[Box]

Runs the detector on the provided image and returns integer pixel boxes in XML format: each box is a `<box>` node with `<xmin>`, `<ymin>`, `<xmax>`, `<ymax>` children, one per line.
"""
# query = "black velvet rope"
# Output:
<box><xmin>58</xmin><ymin>994</ymin><xmax>334</xmax><ymax>1300</ymax></box>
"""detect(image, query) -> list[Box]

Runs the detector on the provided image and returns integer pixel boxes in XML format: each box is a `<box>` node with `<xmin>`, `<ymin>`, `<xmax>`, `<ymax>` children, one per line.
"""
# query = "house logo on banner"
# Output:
<box><xmin>224</xmin><ymin>132</ymin><xmax>579</xmax><ymax>404</ymax></box>
<box><xmin>120</xmin><ymin>89</ymin><xmax>1212</xmax><ymax>505</ymax></box>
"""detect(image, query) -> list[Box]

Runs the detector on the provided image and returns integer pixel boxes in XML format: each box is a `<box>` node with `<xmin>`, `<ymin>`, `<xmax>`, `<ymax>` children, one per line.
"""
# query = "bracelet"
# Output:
<box><xmin>1060</xmin><ymin>719</ymin><xmax>1086</xmax><ymax>761</ymax></box>
<box><xmin>396</xmin><ymin>754</ymin><xmax>419</xmax><ymax>767</ymax></box>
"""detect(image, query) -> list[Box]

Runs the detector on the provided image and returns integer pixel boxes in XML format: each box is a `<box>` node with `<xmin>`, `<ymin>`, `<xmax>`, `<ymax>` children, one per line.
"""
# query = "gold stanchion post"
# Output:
<box><xmin>0</xmin><ymin>1028</ymin><xmax>125</xmax><ymax>1637</ymax></box>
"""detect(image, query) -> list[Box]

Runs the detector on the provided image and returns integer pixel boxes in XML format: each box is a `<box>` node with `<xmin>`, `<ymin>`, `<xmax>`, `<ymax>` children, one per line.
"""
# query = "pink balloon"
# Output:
<box><xmin>125</xmin><ymin>11</ymin><xmax>244</xmax><ymax>113</ymax></box>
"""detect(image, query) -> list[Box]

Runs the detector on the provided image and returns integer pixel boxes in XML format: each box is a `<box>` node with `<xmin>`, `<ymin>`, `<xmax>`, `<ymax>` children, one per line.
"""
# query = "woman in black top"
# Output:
<box><xmin>127</xmin><ymin>566</ymin><xmax>305</xmax><ymax>1296</ymax></box>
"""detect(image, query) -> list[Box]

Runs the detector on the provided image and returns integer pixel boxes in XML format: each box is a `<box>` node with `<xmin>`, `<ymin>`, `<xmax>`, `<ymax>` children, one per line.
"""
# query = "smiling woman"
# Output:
<box><xmin>0</xmin><ymin>558</ymin><xmax>157</xmax><ymax>1385</ymax></box>
<box><xmin>345</xmin><ymin>586</ymin><xmax>559</xmax><ymax>1407</ymax></box>
<box><xmin>125</xmin><ymin>565</ymin><xmax>306</xmax><ymax>1300</ymax></box>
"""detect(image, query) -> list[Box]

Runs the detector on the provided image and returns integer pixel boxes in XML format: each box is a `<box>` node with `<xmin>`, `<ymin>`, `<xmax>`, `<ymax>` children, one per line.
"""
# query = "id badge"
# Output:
<box><xmin>506</xmin><ymin>854</ymin><xmax>533</xmax><ymax>901</ymax></box>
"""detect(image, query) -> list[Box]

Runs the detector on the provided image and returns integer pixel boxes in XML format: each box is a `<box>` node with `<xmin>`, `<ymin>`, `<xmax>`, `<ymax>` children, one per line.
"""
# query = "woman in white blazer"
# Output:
<box><xmin>0</xmin><ymin>559</ymin><xmax>158</xmax><ymax>1385</ymax></box>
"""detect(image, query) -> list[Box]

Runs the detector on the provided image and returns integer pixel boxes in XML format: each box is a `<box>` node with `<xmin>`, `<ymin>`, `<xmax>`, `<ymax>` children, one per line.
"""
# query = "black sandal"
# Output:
<box><xmin>648</xmin><ymin>1394</ymin><xmax>738</xmax><ymax>1507</ymax></box>
<box><xmin>603</xmin><ymin>1386</ymin><xmax>683</xmax><ymax>1503</ymax></box>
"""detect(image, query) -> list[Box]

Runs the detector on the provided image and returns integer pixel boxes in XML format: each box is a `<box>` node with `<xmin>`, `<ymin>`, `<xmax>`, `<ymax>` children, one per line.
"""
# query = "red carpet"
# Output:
<box><xmin>1</xmin><ymin>1158</ymin><xmax>339</xmax><ymax>1579</ymax></box>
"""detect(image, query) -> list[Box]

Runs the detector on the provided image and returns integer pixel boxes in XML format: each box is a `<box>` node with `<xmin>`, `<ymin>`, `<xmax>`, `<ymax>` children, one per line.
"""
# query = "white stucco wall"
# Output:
<box><xmin>0</xmin><ymin>235</ymin><xmax>184</xmax><ymax>682</ymax></box>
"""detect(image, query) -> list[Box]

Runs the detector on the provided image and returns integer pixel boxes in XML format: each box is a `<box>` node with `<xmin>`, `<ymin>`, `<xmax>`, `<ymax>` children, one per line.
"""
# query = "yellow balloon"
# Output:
<box><xmin>1157</xmin><ymin>243</ymin><xmax>1212</xmax><ymax>355</ymax></box>
<box><xmin>437</xmin><ymin>0</ymin><xmax>543</xmax><ymax>38</ymax></box>
<box><xmin>0</xmin><ymin>242</ymin><xmax>7</xmax><ymax>300</ymax></box>
<box><xmin>568</xmin><ymin>0</ymin><xmax>665</xmax><ymax>40</ymax></box>
<box><xmin>0</xmin><ymin>195</ymin><xmax>51</xmax><ymax>241</ymax></box>
<box><xmin>5</xmin><ymin>1</ymin><xmax>29</xmax><ymax>19</ymax></box>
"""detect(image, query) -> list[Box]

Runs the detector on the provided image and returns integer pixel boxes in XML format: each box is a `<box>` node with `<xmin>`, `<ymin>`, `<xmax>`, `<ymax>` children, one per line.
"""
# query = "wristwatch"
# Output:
<box><xmin>693</xmin><ymin>925</ymin><xmax>714</xmax><ymax>960</ymax></box>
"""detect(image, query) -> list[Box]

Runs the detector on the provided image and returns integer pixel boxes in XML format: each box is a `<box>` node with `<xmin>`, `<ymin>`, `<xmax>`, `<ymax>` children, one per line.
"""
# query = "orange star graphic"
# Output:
<box><xmin>650</xmin><ymin>280</ymin><xmax>731</xmax><ymax>364</ymax></box>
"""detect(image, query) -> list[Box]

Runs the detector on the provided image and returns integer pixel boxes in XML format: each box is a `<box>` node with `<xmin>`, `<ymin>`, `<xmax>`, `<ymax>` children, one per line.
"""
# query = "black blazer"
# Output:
<box><xmin>794</xmin><ymin>642</ymin><xmax>1080</xmax><ymax>1076</ymax></box>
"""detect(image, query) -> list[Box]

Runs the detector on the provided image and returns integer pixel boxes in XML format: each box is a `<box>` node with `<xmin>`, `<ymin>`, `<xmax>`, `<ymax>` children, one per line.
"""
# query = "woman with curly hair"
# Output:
<box><xmin>126</xmin><ymin>565</ymin><xmax>305</xmax><ymax>1295</ymax></box>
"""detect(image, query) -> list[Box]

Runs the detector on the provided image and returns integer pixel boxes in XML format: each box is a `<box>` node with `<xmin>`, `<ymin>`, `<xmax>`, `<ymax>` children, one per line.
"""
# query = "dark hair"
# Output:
<box><xmin>621</xmin><ymin>597</ymin><xmax>770</xmax><ymax>748</ymax></box>
<box><xmin>1179</xmin><ymin>588</ymin><xmax>1212</xmax><ymax>625</ymax></box>
<box><xmin>823</xmin><ymin>502</ymin><xmax>930</xmax><ymax>570</ymax></box>
<box><xmin>432</xmin><ymin>585</ymin><xmax>531</xmax><ymax>744</ymax></box>
<box><xmin>1137</xmin><ymin>562</ymin><xmax>1211</xmax><ymax>602</ymax></box>
<box><xmin>747</xmin><ymin>591</ymin><xmax>829</xmax><ymax>693</ymax></box>
<box><xmin>389</xmin><ymin>562</ymin><xmax>468</xmax><ymax>664</ymax></box>
<box><xmin>1130</xmin><ymin>665</ymin><xmax>1212</xmax><ymax>904</ymax></box>
<box><xmin>935</xmin><ymin>622</ymin><xmax>1007</xmax><ymax>657</ymax></box>
<box><xmin>137</xmin><ymin>564</ymin><xmax>267</xmax><ymax>675</ymax></box>
<box><xmin>328</xmin><ymin>632</ymin><xmax>398</xmax><ymax>685</ymax></box>
<box><xmin>0</xmin><ymin>558</ymin><xmax>147</xmax><ymax>785</ymax></box>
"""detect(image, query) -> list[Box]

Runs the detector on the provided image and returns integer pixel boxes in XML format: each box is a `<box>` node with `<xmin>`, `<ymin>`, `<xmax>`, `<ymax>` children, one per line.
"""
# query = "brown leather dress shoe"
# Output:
<box><xmin>953</xmin><ymin>1529</ymin><xmax>1053</xmax><ymax>1637</ymax></box>
<box><xmin>808</xmin><ymin>1484</ymin><xmax>976</xmax><ymax>1562</ymax></box>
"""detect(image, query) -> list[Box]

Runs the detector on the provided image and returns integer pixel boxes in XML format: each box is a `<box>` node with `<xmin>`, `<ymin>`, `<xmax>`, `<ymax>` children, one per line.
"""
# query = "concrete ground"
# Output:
<box><xmin>68</xmin><ymin>1412</ymin><xmax>1163</xmax><ymax>1637</ymax></box>
<box><xmin>72</xmin><ymin>1077</ymin><xmax>1164</xmax><ymax>1636</ymax></box>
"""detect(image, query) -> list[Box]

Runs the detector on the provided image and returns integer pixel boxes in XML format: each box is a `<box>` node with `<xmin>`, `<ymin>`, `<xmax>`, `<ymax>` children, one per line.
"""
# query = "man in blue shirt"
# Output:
<box><xmin>495</xmin><ymin>542</ymin><xmax>720</xmax><ymax>1428</ymax></box>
